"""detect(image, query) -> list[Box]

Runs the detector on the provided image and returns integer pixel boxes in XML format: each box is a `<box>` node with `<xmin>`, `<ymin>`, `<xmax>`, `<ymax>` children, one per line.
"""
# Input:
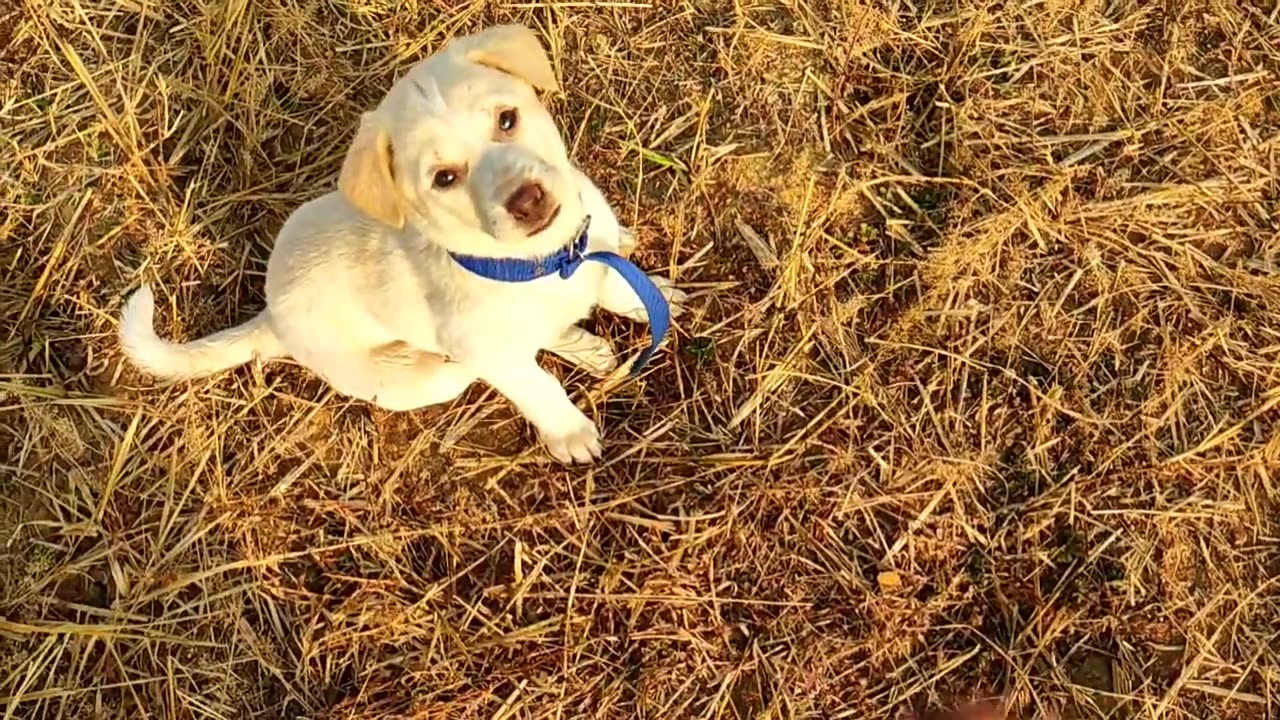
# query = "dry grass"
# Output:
<box><xmin>3</xmin><ymin>0</ymin><xmax>1280</xmax><ymax>718</ymax></box>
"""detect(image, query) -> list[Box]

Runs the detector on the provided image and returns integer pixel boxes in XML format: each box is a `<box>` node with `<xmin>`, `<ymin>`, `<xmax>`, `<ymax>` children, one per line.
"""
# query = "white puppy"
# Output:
<box><xmin>119</xmin><ymin>24</ymin><xmax>686</xmax><ymax>464</ymax></box>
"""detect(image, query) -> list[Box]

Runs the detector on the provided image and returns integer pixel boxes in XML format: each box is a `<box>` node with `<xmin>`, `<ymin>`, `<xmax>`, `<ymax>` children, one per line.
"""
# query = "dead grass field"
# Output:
<box><xmin>3</xmin><ymin>0</ymin><xmax>1280</xmax><ymax>718</ymax></box>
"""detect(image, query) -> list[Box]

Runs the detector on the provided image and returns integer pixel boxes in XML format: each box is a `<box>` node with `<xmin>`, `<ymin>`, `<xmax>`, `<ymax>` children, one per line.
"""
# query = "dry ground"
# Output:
<box><xmin>2</xmin><ymin>0</ymin><xmax>1279</xmax><ymax>718</ymax></box>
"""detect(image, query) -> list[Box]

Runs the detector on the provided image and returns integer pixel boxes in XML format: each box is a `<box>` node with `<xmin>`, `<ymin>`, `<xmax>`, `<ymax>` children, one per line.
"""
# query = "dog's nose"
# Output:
<box><xmin>504</xmin><ymin>181</ymin><xmax>559</xmax><ymax>233</ymax></box>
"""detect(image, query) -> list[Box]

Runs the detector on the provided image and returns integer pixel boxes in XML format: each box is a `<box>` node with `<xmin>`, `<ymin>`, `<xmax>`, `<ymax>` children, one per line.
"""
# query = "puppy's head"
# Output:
<box><xmin>338</xmin><ymin>25</ymin><xmax>583</xmax><ymax>254</ymax></box>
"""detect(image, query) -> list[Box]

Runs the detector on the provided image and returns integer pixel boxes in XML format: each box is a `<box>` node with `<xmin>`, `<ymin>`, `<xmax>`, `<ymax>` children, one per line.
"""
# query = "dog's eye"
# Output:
<box><xmin>497</xmin><ymin>108</ymin><xmax>519</xmax><ymax>134</ymax></box>
<box><xmin>432</xmin><ymin>169</ymin><xmax>459</xmax><ymax>189</ymax></box>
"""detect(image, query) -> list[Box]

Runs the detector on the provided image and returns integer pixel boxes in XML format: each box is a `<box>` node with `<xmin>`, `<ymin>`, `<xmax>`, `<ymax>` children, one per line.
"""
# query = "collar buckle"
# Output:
<box><xmin>557</xmin><ymin>215</ymin><xmax>591</xmax><ymax>278</ymax></box>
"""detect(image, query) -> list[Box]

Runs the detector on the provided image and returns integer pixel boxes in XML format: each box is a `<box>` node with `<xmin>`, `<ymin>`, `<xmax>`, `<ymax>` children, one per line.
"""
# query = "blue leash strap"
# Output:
<box><xmin>449</xmin><ymin>218</ymin><xmax>672</xmax><ymax>375</ymax></box>
<box><xmin>578</xmin><ymin>251</ymin><xmax>670</xmax><ymax>375</ymax></box>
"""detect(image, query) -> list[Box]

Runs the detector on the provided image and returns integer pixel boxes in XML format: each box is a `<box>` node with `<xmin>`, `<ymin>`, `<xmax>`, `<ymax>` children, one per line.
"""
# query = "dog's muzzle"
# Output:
<box><xmin>472</xmin><ymin>148</ymin><xmax>575</xmax><ymax>239</ymax></box>
<box><xmin>503</xmin><ymin>181</ymin><xmax>561</xmax><ymax>235</ymax></box>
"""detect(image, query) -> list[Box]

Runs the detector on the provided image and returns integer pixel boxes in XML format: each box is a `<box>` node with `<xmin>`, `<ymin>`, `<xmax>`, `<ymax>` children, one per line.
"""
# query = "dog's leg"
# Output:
<box><xmin>598</xmin><ymin>268</ymin><xmax>688</xmax><ymax>323</ymax></box>
<box><xmin>546</xmin><ymin>326</ymin><xmax>618</xmax><ymax>377</ymax></box>
<box><xmin>315</xmin><ymin>349</ymin><xmax>475</xmax><ymax>412</ymax></box>
<box><xmin>369</xmin><ymin>365</ymin><xmax>474</xmax><ymax>411</ymax></box>
<box><xmin>474</xmin><ymin>360</ymin><xmax>601</xmax><ymax>464</ymax></box>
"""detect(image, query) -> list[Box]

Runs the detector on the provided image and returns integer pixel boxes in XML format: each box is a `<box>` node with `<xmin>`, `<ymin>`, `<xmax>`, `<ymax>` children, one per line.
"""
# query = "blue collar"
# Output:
<box><xmin>448</xmin><ymin>217</ymin><xmax>672</xmax><ymax>376</ymax></box>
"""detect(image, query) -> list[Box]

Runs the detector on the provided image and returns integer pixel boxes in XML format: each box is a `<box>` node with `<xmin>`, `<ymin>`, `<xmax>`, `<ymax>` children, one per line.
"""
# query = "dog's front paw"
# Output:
<box><xmin>578</xmin><ymin>346</ymin><xmax>620</xmax><ymax>377</ymax></box>
<box><xmin>618</xmin><ymin>227</ymin><xmax>638</xmax><ymax>257</ymax></box>
<box><xmin>650</xmin><ymin>274</ymin><xmax>689</xmax><ymax>318</ymax></box>
<box><xmin>549</xmin><ymin>327</ymin><xmax>618</xmax><ymax>377</ymax></box>
<box><xmin>538</xmin><ymin>411</ymin><xmax>603</xmax><ymax>465</ymax></box>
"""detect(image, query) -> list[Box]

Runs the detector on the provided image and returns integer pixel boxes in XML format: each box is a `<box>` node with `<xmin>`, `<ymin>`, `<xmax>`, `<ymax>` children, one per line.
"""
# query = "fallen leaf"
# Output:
<box><xmin>877</xmin><ymin>570</ymin><xmax>902</xmax><ymax>592</ymax></box>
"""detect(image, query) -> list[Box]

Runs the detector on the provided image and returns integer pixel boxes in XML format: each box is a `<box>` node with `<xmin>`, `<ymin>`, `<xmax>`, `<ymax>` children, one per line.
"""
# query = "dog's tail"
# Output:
<box><xmin>119</xmin><ymin>284</ymin><xmax>286</xmax><ymax>380</ymax></box>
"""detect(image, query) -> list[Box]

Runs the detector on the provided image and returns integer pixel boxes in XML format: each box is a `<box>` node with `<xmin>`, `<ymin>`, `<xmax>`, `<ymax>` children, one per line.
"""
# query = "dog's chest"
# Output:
<box><xmin>442</xmin><ymin>262</ymin><xmax>606</xmax><ymax>357</ymax></box>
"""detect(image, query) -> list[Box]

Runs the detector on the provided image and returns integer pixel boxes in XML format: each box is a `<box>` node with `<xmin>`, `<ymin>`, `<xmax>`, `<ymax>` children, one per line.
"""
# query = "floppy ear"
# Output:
<box><xmin>338</xmin><ymin>113</ymin><xmax>405</xmax><ymax>228</ymax></box>
<box><xmin>456</xmin><ymin>24</ymin><xmax>559</xmax><ymax>93</ymax></box>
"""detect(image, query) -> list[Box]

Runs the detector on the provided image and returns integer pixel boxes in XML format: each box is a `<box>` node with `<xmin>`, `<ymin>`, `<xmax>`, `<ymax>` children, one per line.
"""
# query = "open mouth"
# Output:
<box><xmin>527</xmin><ymin>204</ymin><xmax>561</xmax><ymax>236</ymax></box>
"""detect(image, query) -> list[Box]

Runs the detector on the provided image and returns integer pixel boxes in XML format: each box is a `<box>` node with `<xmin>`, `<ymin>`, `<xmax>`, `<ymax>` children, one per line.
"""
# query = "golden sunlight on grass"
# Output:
<box><xmin>2</xmin><ymin>1</ymin><xmax>1278</xmax><ymax>718</ymax></box>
